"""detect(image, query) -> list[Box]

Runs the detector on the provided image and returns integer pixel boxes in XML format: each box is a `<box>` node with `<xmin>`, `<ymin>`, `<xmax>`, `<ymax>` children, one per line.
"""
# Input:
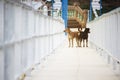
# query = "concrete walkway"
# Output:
<box><xmin>25</xmin><ymin>41</ymin><xmax>120</xmax><ymax>80</ymax></box>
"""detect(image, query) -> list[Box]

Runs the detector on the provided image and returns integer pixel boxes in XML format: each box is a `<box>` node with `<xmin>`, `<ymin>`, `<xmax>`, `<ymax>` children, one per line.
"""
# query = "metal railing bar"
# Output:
<box><xmin>0</xmin><ymin>32</ymin><xmax>64</xmax><ymax>48</ymax></box>
<box><xmin>90</xmin><ymin>41</ymin><xmax>120</xmax><ymax>64</ymax></box>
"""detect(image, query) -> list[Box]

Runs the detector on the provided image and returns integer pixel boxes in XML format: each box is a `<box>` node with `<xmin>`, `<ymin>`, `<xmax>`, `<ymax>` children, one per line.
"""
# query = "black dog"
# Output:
<box><xmin>78</xmin><ymin>28</ymin><xmax>90</xmax><ymax>47</ymax></box>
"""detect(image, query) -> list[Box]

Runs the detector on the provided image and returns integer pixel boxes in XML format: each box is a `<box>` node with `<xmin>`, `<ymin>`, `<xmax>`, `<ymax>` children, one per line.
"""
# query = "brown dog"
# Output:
<box><xmin>64</xmin><ymin>28</ymin><xmax>79</xmax><ymax>47</ymax></box>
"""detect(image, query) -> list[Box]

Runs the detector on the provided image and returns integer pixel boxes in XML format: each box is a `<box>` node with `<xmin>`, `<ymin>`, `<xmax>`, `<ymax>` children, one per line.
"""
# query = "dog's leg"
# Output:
<box><xmin>69</xmin><ymin>38</ymin><xmax>70</xmax><ymax>47</ymax></box>
<box><xmin>72</xmin><ymin>39</ymin><xmax>73</xmax><ymax>47</ymax></box>
<box><xmin>86</xmin><ymin>39</ymin><xmax>88</xmax><ymax>47</ymax></box>
<box><xmin>80</xmin><ymin>39</ymin><xmax>82</xmax><ymax>47</ymax></box>
<box><xmin>76</xmin><ymin>38</ymin><xmax>79</xmax><ymax>47</ymax></box>
<box><xmin>78</xmin><ymin>40</ymin><xmax>79</xmax><ymax>47</ymax></box>
<box><xmin>77</xmin><ymin>39</ymin><xmax>79</xmax><ymax>47</ymax></box>
<box><xmin>83</xmin><ymin>39</ymin><xmax>85</xmax><ymax>47</ymax></box>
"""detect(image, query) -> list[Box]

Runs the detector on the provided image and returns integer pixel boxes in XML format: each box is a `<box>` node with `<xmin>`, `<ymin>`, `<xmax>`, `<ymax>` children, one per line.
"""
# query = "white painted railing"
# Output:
<box><xmin>88</xmin><ymin>7</ymin><xmax>120</xmax><ymax>75</ymax></box>
<box><xmin>0</xmin><ymin>0</ymin><xmax>65</xmax><ymax>80</ymax></box>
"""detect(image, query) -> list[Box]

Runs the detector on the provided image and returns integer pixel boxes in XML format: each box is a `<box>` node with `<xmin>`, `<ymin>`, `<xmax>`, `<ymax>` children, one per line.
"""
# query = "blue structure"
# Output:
<box><xmin>61</xmin><ymin>0</ymin><xmax>68</xmax><ymax>28</ymax></box>
<box><xmin>89</xmin><ymin>0</ymin><xmax>93</xmax><ymax>21</ymax></box>
<box><xmin>100</xmin><ymin>0</ymin><xmax>102</xmax><ymax>16</ymax></box>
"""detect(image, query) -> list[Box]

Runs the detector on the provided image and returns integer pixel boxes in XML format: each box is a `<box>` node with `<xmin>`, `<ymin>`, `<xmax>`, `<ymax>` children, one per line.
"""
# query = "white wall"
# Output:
<box><xmin>0</xmin><ymin>0</ymin><xmax>65</xmax><ymax>80</ymax></box>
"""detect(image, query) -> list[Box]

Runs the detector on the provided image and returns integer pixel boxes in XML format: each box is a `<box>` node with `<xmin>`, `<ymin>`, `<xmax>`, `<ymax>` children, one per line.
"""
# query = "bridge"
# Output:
<box><xmin>0</xmin><ymin>0</ymin><xmax>120</xmax><ymax>80</ymax></box>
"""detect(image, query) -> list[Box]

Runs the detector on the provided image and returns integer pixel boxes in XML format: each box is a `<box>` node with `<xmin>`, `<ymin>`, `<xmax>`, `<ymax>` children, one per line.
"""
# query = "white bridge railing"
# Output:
<box><xmin>88</xmin><ymin>7</ymin><xmax>120</xmax><ymax>75</ymax></box>
<box><xmin>0</xmin><ymin>0</ymin><xmax>65</xmax><ymax>80</ymax></box>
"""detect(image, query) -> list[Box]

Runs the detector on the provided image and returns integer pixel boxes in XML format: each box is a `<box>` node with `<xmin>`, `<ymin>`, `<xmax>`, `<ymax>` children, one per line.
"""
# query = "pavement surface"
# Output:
<box><xmin>24</xmin><ymin>41</ymin><xmax>120</xmax><ymax>80</ymax></box>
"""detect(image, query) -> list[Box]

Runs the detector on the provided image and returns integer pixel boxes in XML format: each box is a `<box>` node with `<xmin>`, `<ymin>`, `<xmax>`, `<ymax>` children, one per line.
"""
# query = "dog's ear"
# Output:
<box><xmin>87</xmin><ymin>28</ymin><xmax>90</xmax><ymax>33</ymax></box>
<box><xmin>78</xmin><ymin>28</ymin><xmax>82</xmax><ymax>32</ymax></box>
<box><xmin>63</xmin><ymin>28</ymin><xmax>67</xmax><ymax>32</ymax></box>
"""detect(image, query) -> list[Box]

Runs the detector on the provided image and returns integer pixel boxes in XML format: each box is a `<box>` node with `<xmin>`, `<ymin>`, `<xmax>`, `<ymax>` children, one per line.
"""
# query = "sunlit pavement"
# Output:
<box><xmin>25</xmin><ymin>41</ymin><xmax>120</xmax><ymax>80</ymax></box>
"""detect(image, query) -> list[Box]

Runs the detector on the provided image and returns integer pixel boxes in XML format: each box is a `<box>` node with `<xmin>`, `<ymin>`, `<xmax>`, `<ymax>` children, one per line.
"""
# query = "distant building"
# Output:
<box><xmin>21</xmin><ymin>0</ymin><xmax>62</xmax><ymax>17</ymax></box>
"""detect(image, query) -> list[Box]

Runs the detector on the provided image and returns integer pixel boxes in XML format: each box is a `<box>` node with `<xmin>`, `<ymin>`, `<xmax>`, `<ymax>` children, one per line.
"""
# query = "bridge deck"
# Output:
<box><xmin>25</xmin><ymin>41</ymin><xmax>120</xmax><ymax>80</ymax></box>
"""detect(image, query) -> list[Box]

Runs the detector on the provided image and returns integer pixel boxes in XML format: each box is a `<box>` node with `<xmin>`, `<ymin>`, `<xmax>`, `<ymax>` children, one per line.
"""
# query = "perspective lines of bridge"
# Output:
<box><xmin>0</xmin><ymin>0</ymin><xmax>120</xmax><ymax>80</ymax></box>
<box><xmin>25</xmin><ymin>41</ymin><xmax>120</xmax><ymax>80</ymax></box>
